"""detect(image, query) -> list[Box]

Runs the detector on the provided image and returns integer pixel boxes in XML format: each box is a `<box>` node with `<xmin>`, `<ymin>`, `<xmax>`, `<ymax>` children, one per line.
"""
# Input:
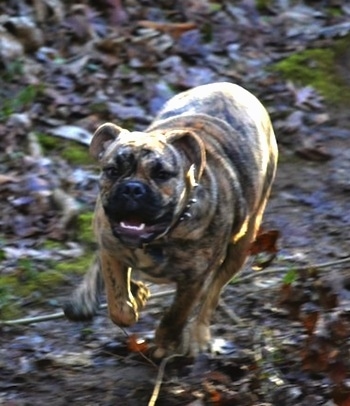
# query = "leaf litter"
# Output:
<box><xmin>0</xmin><ymin>0</ymin><xmax>350</xmax><ymax>405</ymax></box>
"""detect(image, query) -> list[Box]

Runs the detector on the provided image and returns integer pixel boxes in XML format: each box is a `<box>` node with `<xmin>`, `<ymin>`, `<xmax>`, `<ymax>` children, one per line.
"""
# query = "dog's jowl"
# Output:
<box><xmin>64</xmin><ymin>82</ymin><xmax>278</xmax><ymax>358</ymax></box>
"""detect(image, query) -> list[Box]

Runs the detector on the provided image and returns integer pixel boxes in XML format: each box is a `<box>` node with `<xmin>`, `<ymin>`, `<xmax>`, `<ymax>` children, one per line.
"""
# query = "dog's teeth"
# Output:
<box><xmin>120</xmin><ymin>222</ymin><xmax>146</xmax><ymax>231</ymax></box>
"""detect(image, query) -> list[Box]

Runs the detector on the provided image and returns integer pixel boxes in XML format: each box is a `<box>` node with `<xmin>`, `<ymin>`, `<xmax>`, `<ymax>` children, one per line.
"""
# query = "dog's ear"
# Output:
<box><xmin>167</xmin><ymin>130</ymin><xmax>206</xmax><ymax>182</ymax></box>
<box><xmin>90</xmin><ymin>123</ymin><xmax>125</xmax><ymax>160</ymax></box>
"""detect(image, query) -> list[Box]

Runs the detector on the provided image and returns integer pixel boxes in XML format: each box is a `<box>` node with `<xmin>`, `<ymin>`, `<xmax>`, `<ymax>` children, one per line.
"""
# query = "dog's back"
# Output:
<box><xmin>149</xmin><ymin>82</ymin><xmax>278</xmax><ymax>214</ymax></box>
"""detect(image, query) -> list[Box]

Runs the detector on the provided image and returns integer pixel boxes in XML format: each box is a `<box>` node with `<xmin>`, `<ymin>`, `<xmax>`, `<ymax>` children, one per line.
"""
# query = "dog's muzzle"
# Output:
<box><xmin>103</xmin><ymin>180</ymin><xmax>173</xmax><ymax>248</ymax></box>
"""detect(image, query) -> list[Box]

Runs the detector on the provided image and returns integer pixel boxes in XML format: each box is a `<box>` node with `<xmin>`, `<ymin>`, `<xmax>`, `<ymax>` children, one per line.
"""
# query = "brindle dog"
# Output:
<box><xmin>64</xmin><ymin>82</ymin><xmax>278</xmax><ymax>358</ymax></box>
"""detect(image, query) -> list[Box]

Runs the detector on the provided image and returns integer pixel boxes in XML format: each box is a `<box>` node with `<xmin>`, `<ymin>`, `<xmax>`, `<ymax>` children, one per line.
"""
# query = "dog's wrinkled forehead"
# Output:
<box><xmin>104</xmin><ymin>131</ymin><xmax>173</xmax><ymax>164</ymax></box>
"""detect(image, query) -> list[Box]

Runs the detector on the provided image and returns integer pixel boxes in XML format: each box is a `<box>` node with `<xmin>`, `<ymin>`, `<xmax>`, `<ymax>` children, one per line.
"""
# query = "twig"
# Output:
<box><xmin>52</xmin><ymin>188</ymin><xmax>81</xmax><ymax>229</ymax></box>
<box><xmin>0</xmin><ymin>289</ymin><xmax>175</xmax><ymax>326</ymax></box>
<box><xmin>218</xmin><ymin>297</ymin><xmax>243</xmax><ymax>326</ymax></box>
<box><xmin>235</xmin><ymin>256</ymin><xmax>350</xmax><ymax>284</ymax></box>
<box><xmin>0</xmin><ymin>311</ymin><xmax>66</xmax><ymax>326</ymax></box>
<box><xmin>2</xmin><ymin>257</ymin><xmax>349</xmax><ymax>327</ymax></box>
<box><xmin>148</xmin><ymin>353</ymin><xmax>184</xmax><ymax>406</ymax></box>
<box><xmin>28</xmin><ymin>131</ymin><xmax>44</xmax><ymax>158</ymax></box>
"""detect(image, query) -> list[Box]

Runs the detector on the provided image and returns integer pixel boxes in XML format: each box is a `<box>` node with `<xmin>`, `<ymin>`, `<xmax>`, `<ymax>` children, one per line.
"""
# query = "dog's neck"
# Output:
<box><xmin>179</xmin><ymin>164</ymin><xmax>198</xmax><ymax>222</ymax></box>
<box><xmin>145</xmin><ymin>167</ymin><xmax>199</xmax><ymax>246</ymax></box>
<box><xmin>157</xmin><ymin>184</ymin><xmax>198</xmax><ymax>242</ymax></box>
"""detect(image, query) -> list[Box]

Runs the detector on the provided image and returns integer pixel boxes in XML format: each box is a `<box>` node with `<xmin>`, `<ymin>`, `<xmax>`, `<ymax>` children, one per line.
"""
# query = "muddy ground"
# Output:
<box><xmin>0</xmin><ymin>1</ymin><xmax>350</xmax><ymax>405</ymax></box>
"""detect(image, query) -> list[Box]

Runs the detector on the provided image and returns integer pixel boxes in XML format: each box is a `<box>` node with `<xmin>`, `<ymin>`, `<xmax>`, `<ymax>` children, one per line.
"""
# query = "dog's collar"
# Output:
<box><xmin>165</xmin><ymin>163</ymin><xmax>199</xmax><ymax>232</ymax></box>
<box><xmin>143</xmin><ymin>165</ymin><xmax>199</xmax><ymax>246</ymax></box>
<box><xmin>153</xmin><ymin>186</ymin><xmax>198</xmax><ymax>243</ymax></box>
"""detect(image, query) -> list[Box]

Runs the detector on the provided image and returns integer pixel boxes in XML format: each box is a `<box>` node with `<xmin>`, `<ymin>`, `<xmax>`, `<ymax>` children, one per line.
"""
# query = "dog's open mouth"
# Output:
<box><xmin>111</xmin><ymin>218</ymin><xmax>169</xmax><ymax>247</ymax></box>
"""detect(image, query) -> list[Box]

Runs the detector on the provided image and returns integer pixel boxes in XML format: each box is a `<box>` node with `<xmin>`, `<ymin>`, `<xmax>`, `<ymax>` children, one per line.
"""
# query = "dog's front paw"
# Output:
<box><xmin>191</xmin><ymin>322</ymin><xmax>211</xmax><ymax>354</ymax></box>
<box><xmin>152</xmin><ymin>325</ymin><xmax>184</xmax><ymax>359</ymax></box>
<box><xmin>152</xmin><ymin>322</ymin><xmax>211</xmax><ymax>359</ymax></box>
<box><xmin>130</xmin><ymin>280</ymin><xmax>150</xmax><ymax>312</ymax></box>
<box><xmin>107</xmin><ymin>283</ymin><xmax>149</xmax><ymax>327</ymax></box>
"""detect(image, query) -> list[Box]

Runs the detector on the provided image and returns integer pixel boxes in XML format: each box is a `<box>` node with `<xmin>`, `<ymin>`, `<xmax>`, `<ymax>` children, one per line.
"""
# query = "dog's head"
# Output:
<box><xmin>90</xmin><ymin>123</ymin><xmax>206</xmax><ymax>248</ymax></box>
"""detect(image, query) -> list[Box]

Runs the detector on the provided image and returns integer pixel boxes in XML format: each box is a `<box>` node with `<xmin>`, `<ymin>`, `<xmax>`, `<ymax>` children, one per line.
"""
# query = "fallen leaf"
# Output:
<box><xmin>316</xmin><ymin>279</ymin><xmax>339</xmax><ymax>310</ymax></box>
<box><xmin>203</xmin><ymin>381</ymin><xmax>222</xmax><ymax>404</ymax></box>
<box><xmin>328</xmin><ymin>313</ymin><xmax>350</xmax><ymax>340</ymax></box>
<box><xmin>138</xmin><ymin>21</ymin><xmax>197</xmax><ymax>40</ymax></box>
<box><xmin>127</xmin><ymin>334</ymin><xmax>148</xmax><ymax>353</ymax></box>
<box><xmin>49</xmin><ymin>125</ymin><xmax>93</xmax><ymax>145</ymax></box>
<box><xmin>295</xmin><ymin>145</ymin><xmax>332</xmax><ymax>161</ymax></box>
<box><xmin>249</xmin><ymin>229</ymin><xmax>280</xmax><ymax>255</ymax></box>
<box><xmin>300</xmin><ymin>303</ymin><xmax>319</xmax><ymax>336</ymax></box>
<box><xmin>329</xmin><ymin>360</ymin><xmax>348</xmax><ymax>385</ymax></box>
<box><xmin>332</xmin><ymin>383</ymin><xmax>350</xmax><ymax>406</ymax></box>
<box><xmin>0</xmin><ymin>174</ymin><xmax>19</xmax><ymax>184</ymax></box>
<box><xmin>106</xmin><ymin>0</ymin><xmax>128</xmax><ymax>25</ymax></box>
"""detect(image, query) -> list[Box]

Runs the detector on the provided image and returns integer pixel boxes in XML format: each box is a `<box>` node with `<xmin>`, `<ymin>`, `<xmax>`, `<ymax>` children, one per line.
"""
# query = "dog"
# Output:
<box><xmin>63</xmin><ymin>82</ymin><xmax>278</xmax><ymax>358</ymax></box>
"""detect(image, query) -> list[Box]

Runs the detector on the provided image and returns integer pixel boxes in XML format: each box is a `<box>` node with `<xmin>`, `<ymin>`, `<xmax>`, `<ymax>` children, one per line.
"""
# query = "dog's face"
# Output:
<box><xmin>90</xmin><ymin>123</ymin><xmax>205</xmax><ymax>248</ymax></box>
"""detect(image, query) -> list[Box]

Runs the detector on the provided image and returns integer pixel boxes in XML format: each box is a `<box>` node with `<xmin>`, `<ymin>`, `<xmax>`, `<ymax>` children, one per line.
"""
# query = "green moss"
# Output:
<box><xmin>0</xmin><ymin>250</ymin><xmax>94</xmax><ymax>320</ymax></box>
<box><xmin>54</xmin><ymin>252</ymin><xmax>94</xmax><ymax>276</ymax></box>
<box><xmin>328</xmin><ymin>7</ymin><xmax>342</xmax><ymax>17</ymax></box>
<box><xmin>272</xmin><ymin>41</ymin><xmax>350</xmax><ymax>105</ymax></box>
<box><xmin>37</xmin><ymin>133</ymin><xmax>61</xmax><ymax>150</ymax></box>
<box><xmin>61</xmin><ymin>143</ymin><xmax>94</xmax><ymax>165</ymax></box>
<box><xmin>76</xmin><ymin>211</ymin><xmax>95</xmax><ymax>245</ymax></box>
<box><xmin>41</xmin><ymin>240</ymin><xmax>66</xmax><ymax>250</ymax></box>
<box><xmin>209</xmin><ymin>3</ymin><xmax>222</xmax><ymax>12</ymax></box>
<box><xmin>37</xmin><ymin>133</ymin><xmax>94</xmax><ymax>166</ymax></box>
<box><xmin>0</xmin><ymin>84</ymin><xmax>44</xmax><ymax>122</ymax></box>
<box><xmin>2</xmin><ymin>59</ymin><xmax>25</xmax><ymax>81</ymax></box>
<box><xmin>0</xmin><ymin>227</ymin><xmax>95</xmax><ymax>320</ymax></box>
<box><xmin>0</xmin><ymin>282</ymin><xmax>20</xmax><ymax>319</ymax></box>
<box><xmin>90</xmin><ymin>102</ymin><xmax>108</xmax><ymax>114</ymax></box>
<box><xmin>255</xmin><ymin>0</ymin><xmax>272</xmax><ymax>11</ymax></box>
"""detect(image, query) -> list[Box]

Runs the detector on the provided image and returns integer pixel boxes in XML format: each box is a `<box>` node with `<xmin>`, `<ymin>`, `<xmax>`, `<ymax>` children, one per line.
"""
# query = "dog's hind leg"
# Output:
<box><xmin>192</xmin><ymin>206</ymin><xmax>266</xmax><ymax>353</ymax></box>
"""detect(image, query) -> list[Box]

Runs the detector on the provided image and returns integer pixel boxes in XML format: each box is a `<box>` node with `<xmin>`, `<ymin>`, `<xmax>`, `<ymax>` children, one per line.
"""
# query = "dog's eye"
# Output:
<box><xmin>151</xmin><ymin>161</ymin><xmax>177</xmax><ymax>182</ymax></box>
<box><xmin>152</xmin><ymin>166</ymin><xmax>176</xmax><ymax>182</ymax></box>
<box><xmin>152</xmin><ymin>169</ymin><xmax>175</xmax><ymax>182</ymax></box>
<box><xmin>103</xmin><ymin>166</ymin><xmax>119</xmax><ymax>179</ymax></box>
<box><xmin>155</xmin><ymin>170</ymin><xmax>175</xmax><ymax>181</ymax></box>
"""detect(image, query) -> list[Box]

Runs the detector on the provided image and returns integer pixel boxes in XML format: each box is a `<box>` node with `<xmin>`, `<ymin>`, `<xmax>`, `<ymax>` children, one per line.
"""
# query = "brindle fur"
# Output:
<box><xmin>63</xmin><ymin>82</ymin><xmax>278</xmax><ymax>358</ymax></box>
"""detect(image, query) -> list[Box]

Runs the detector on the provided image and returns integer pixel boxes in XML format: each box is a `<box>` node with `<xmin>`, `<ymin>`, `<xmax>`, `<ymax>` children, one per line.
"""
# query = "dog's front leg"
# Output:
<box><xmin>153</xmin><ymin>279</ymin><xmax>204</xmax><ymax>358</ymax></box>
<box><xmin>99</xmin><ymin>249</ymin><xmax>149</xmax><ymax>327</ymax></box>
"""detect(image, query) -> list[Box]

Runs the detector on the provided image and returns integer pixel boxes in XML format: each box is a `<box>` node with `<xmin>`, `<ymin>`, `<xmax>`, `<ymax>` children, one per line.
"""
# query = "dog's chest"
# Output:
<box><xmin>123</xmin><ymin>245</ymin><xmax>168</xmax><ymax>277</ymax></box>
<box><xmin>123</xmin><ymin>242</ymin><xmax>215</xmax><ymax>283</ymax></box>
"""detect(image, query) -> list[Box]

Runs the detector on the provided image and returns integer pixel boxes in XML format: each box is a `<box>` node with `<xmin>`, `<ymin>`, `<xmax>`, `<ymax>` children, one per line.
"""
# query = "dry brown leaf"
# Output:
<box><xmin>329</xmin><ymin>361</ymin><xmax>348</xmax><ymax>385</ymax></box>
<box><xmin>295</xmin><ymin>145</ymin><xmax>332</xmax><ymax>161</ymax></box>
<box><xmin>300</xmin><ymin>308</ymin><xmax>319</xmax><ymax>336</ymax></box>
<box><xmin>332</xmin><ymin>384</ymin><xmax>350</xmax><ymax>406</ymax></box>
<box><xmin>249</xmin><ymin>229</ymin><xmax>280</xmax><ymax>255</ymax></box>
<box><xmin>0</xmin><ymin>174</ymin><xmax>19</xmax><ymax>184</ymax></box>
<box><xmin>203</xmin><ymin>381</ymin><xmax>222</xmax><ymax>404</ymax></box>
<box><xmin>126</xmin><ymin>334</ymin><xmax>148</xmax><ymax>353</ymax></box>
<box><xmin>137</xmin><ymin>21</ymin><xmax>197</xmax><ymax>40</ymax></box>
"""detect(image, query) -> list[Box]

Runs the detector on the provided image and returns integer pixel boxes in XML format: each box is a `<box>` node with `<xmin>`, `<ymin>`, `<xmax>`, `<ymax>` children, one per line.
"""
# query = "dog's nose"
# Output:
<box><xmin>120</xmin><ymin>181</ymin><xmax>147</xmax><ymax>200</ymax></box>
